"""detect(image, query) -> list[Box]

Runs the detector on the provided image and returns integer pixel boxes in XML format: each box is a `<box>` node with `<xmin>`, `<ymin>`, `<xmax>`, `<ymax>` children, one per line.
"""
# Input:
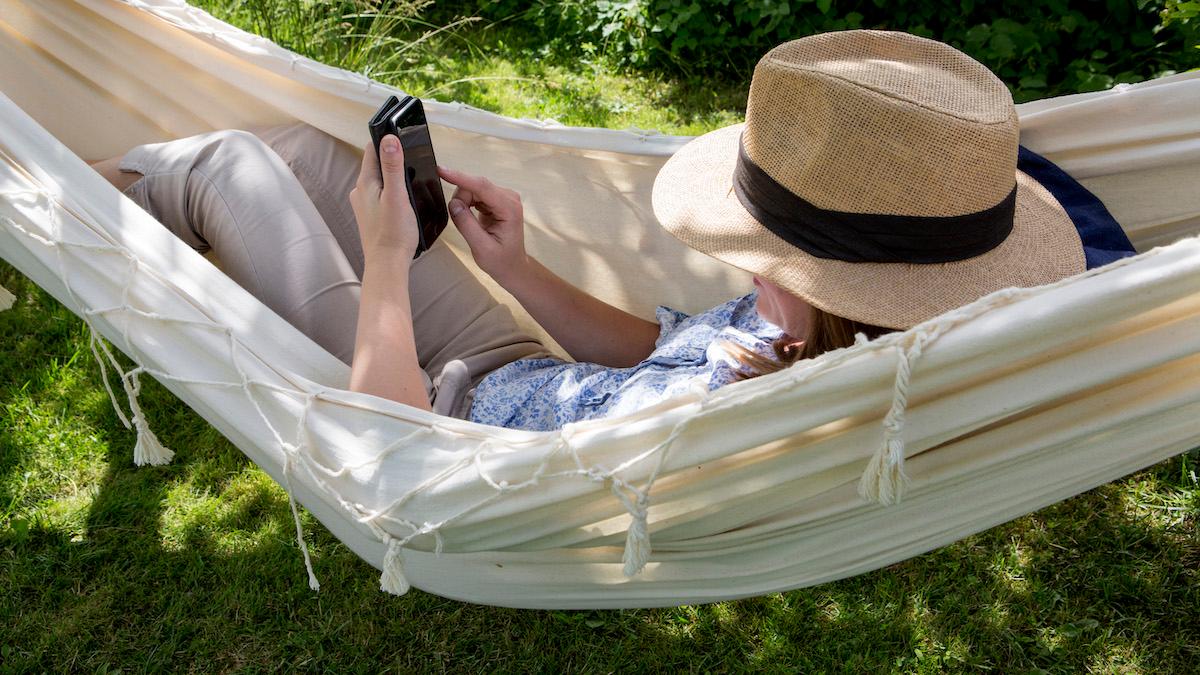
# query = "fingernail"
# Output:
<box><xmin>449</xmin><ymin>199</ymin><xmax>465</xmax><ymax>215</ymax></box>
<box><xmin>382</xmin><ymin>137</ymin><xmax>398</xmax><ymax>153</ymax></box>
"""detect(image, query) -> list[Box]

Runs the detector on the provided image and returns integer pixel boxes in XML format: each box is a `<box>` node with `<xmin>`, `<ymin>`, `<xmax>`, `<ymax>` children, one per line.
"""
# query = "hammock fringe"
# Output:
<box><xmin>380</xmin><ymin>538</ymin><xmax>411</xmax><ymax>596</ymax></box>
<box><xmin>132</xmin><ymin>415</ymin><xmax>174</xmax><ymax>466</ymax></box>
<box><xmin>0</xmin><ymin>284</ymin><xmax>14</xmax><ymax>311</ymax></box>
<box><xmin>859</xmin><ymin>342</ymin><xmax>915</xmax><ymax>504</ymax></box>
<box><xmin>622</xmin><ymin>498</ymin><xmax>651</xmax><ymax>577</ymax></box>
<box><xmin>123</xmin><ymin>368</ymin><xmax>175</xmax><ymax>466</ymax></box>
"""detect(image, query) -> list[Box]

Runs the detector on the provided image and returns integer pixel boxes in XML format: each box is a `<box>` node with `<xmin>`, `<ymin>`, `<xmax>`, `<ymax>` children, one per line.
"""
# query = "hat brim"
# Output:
<box><xmin>652</xmin><ymin>124</ymin><xmax>1087</xmax><ymax>329</ymax></box>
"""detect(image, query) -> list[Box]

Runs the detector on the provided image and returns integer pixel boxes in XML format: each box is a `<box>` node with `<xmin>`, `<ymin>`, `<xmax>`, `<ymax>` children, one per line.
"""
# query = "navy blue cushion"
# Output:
<box><xmin>1017</xmin><ymin>145</ymin><xmax>1136</xmax><ymax>270</ymax></box>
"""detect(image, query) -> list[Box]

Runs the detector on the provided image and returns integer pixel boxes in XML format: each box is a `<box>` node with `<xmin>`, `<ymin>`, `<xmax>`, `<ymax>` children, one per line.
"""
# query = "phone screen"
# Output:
<box><xmin>390</xmin><ymin>99</ymin><xmax>448</xmax><ymax>255</ymax></box>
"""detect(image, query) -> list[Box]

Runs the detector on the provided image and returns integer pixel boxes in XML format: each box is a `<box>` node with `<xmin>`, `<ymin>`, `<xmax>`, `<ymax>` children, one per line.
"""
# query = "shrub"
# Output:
<box><xmin>471</xmin><ymin>0</ymin><xmax>1200</xmax><ymax>101</ymax></box>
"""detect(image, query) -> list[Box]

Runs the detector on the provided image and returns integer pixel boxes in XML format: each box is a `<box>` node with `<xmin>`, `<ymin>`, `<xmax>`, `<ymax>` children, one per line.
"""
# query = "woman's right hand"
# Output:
<box><xmin>437</xmin><ymin>167</ymin><xmax>529</xmax><ymax>284</ymax></box>
<box><xmin>439</xmin><ymin>166</ymin><xmax>660</xmax><ymax>366</ymax></box>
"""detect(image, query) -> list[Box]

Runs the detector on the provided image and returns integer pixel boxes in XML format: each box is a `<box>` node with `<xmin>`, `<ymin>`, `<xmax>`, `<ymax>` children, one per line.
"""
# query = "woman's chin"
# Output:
<box><xmin>754</xmin><ymin>304</ymin><xmax>783</xmax><ymax>331</ymax></box>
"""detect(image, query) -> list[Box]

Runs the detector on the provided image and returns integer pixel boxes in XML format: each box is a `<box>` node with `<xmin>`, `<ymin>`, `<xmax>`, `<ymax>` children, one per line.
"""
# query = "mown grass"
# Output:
<box><xmin>2</xmin><ymin>2</ymin><xmax>1198</xmax><ymax>672</ymax></box>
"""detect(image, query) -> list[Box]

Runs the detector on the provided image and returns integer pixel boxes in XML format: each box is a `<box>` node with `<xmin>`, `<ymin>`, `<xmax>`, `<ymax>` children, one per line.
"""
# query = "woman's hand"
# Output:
<box><xmin>437</xmin><ymin>167</ymin><xmax>660</xmax><ymax>366</ymax></box>
<box><xmin>350</xmin><ymin>135</ymin><xmax>419</xmax><ymax>262</ymax></box>
<box><xmin>437</xmin><ymin>167</ymin><xmax>529</xmax><ymax>284</ymax></box>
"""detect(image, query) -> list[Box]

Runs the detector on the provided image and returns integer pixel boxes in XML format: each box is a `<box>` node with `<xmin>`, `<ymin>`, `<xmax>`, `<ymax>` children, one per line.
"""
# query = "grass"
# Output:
<box><xmin>190</xmin><ymin>0</ymin><xmax>749</xmax><ymax>135</ymax></box>
<box><xmin>2</xmin><ymin>1</ymin><xmax>1199</xmax><ymax>671</ymax></box>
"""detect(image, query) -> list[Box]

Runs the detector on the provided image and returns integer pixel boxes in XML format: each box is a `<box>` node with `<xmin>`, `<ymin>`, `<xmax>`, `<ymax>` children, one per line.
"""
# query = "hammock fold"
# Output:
<box><xmin>2</xmin><ymin>0</ymin><xmax>1199</xmax><ymax>608</ymax></box>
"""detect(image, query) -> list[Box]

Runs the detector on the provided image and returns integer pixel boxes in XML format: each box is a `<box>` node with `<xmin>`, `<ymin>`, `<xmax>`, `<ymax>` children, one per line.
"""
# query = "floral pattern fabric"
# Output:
<box><xmin>467</xmin><ymin>291</ymin><xmax>781</xmax><ymax>431</ymax></box>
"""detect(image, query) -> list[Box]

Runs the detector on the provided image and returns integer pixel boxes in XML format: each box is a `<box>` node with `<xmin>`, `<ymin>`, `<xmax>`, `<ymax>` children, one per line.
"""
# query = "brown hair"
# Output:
<box><xmin>727</xmin><ymin>306</ymin><xmax>895</xmax><ymax>380</ymax></box>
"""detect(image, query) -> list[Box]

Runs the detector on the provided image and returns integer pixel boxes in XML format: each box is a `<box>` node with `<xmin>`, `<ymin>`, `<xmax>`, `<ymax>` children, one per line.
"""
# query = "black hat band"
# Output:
<box><xmin>732</xmin><ymin>138</ymin><xmax>1017</xmax><ymax>264</ymax></box>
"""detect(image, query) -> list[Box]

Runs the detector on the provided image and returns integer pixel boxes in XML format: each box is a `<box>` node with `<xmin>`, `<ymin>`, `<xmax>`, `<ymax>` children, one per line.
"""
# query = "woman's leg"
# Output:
<box><xmin>108</xmin><ymin>123</ymin><xmax>549</xmax><ymax>417</ymax></box>
<box><xmin>115</xmin><ymin>129</ymin><xmax>363</xmax><ymax>366</ymax></box>
<box><xmin>247</xmin><ymin>123</ymin><xmax>367</xmax><ymax>280</ymax></box>
<box><xmin>88</xmin><ymin>156</ymin><xmax>142</xmax><ymax>193</ymax></box>
<box><xmin>248</xmin><ymin>122</ymin><xmax>553</xmax><ymax>416</ymax></box>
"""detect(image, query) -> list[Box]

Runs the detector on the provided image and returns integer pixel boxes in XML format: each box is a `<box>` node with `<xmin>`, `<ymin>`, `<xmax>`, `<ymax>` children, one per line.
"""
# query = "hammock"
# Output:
<box><xmin>2</xmin><ymin>0</ymin><xmax>1199</xmax><ymax>609</ymax></box>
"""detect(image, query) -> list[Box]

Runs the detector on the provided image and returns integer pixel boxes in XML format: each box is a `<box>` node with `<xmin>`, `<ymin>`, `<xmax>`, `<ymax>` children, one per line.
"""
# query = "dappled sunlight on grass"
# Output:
<box><xmin>401</xmin><ymin>55</ymin><xmax>746</xmax><ymax>137</ymax></box>
<box><xmin>3</xmin><ymin>0</ymin><xmax>1199</xmax><ymax>663</ymax></box>
<box><xmin>991</xmin><ymin>536</ymin><xmax>1033</xmax><ymax>594</ymax></box>
<box><xmin>1088</xmin><ymin>640</ymin><xmax>1149</xmax><ymax>673</ymax></box>
<box><xmin>159</xmin><ymin>468</ymin><xmax>292</xmax><ymax>555</ymax></box>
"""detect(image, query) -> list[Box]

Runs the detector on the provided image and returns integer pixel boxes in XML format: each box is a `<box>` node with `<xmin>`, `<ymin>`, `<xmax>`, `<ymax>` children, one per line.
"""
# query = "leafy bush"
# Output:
<box><xmin>471</xmin><ymin>0</ymin><xmax>1200</xmax><ymax>101</ymax></box>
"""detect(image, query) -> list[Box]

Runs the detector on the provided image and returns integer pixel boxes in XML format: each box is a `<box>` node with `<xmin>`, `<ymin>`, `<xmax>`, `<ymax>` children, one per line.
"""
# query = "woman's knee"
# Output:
<box><xmin>179</xmin><ymin>128</ymin><xmax>321</xmax><ymax>247</ymax></box>
<box><xmin>186</xmin><ymin>129</ymin><xmax>309</xmax><ymax>214</ymax></box>
<box><xmin>196</xmin><ymin>129</ymin><xmax>280</xmax><ymax>174</ymax></box>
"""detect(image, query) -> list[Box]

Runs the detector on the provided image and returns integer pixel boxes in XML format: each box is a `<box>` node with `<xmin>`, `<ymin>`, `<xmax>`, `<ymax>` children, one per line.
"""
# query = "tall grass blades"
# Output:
<box><xmin>193</xmin><ymin>0</ymin><xmax>479</xmax><ymax>84</ymax></box>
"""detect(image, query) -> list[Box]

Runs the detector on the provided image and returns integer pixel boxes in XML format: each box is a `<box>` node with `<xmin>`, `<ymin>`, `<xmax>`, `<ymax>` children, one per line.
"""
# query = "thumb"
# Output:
<box><xmin>378</xmin><ymin>134</ymin><xmax>405</xmax><ymax>183</ymax></box>
<box><xmin>448</xmin><ymin>198</ymin><xmax>488</xmax><ymax>248</ymax></box>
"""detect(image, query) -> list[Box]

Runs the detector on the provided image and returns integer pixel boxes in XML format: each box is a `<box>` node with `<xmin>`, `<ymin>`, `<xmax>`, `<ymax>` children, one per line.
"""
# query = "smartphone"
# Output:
<box><xmin>368</xmin><ymin>94</ymin><xmax>449</xmax><ymax>258</ymax></box>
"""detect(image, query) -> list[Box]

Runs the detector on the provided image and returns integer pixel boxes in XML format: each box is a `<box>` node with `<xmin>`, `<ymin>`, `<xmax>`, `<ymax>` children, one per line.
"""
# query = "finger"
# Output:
<box><xmin>358</xmin><ymin>139</ymin><xmax>382</xmax><ymax>193</ymax></box>
<box><xmin>449</xmin><ymin>185</ymin><xmax>478</xmax><ymax>210</ymax></box>
<box><xmin>448</xmin><ymin>186</ymin><xmax>498</xmax><ymax>221</ymax></box>
<box><xmin>378</xmin><ymin>135</ymin><xmax>414</xmax><ymax>211</ymax></box>
<box><xmin>437</xmin><ymin>167</ymin><xmax>506</xmax><ymax>203</ymax></box>
<box><xmin>448</xmin><ymin>197</ymin><xmax>489</xmax><ymax>249</ymax></box>
<box><xmin>377</xmin><ymin>134</ymin><xmax>406</xmax><ymax>187</ymax></box>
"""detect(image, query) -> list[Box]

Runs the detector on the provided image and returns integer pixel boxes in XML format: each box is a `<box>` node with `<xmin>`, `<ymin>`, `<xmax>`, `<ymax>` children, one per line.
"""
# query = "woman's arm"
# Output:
<box><xmin>494</xmin><ymin>256</ymin><xmax>660</xmax><ymax>368</ymax></box>
<box><xmin>348</xmin><ymin>254</ymin><xmax>428</xmax><ymax>408</ymax></box>
<box><xmin>346</xmin><ymin>135</ymin><xmax>431</xmax><ymax>411</ymax></box>
<box><xmin>438</xmin><ymin>167</ymin><xmax>659</xmax><ymax>367</ymax></box>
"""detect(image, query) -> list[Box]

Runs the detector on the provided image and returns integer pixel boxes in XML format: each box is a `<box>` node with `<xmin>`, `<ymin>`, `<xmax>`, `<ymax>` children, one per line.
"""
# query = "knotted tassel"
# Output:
<box><xmin>0</xmin><ymin>284</ymin><xmax>14</xmax><ymax>312</ymax></box>
<box><xmin>621</xmin><ymin>494</ymin><xmax>651</xmax><ymax>577</ymax></box>
<box><xmin>131</xmin><ymin>411</ymin><xmax>174</xmax><ymax>466</ymax></box>
<box><xmin>858</xmin><ymin>338</ymin><xmax>921</xmax><ymax>505</ymax></box>
<box><xmin>859</xmin><ymin>420</ymin><xmax>909</xmax><ymax>506</ymax></box>
<box><xmin>380</xmin><ymin>538</ymin><xmax>411</xmax><ymax>596</ymax></box>
<box><xmin>124</xmin><ymin>369</ymin><xmax>174</xmax><ymax>466</ymax></box>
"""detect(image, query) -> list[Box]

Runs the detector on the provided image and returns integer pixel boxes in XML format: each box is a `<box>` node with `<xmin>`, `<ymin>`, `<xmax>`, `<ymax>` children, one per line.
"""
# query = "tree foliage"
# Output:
<box><xmin>472</xmin><ymin>0</ymin><xmax>1200</xmax><ymax>101</ymax></box>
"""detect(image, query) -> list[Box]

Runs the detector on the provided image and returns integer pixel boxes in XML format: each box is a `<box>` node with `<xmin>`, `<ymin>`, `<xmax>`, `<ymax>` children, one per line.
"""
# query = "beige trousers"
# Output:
<box><xmin>117</xmin><ymin>122</ymin><xmax>549</xmax><ymax>418</ymax></box>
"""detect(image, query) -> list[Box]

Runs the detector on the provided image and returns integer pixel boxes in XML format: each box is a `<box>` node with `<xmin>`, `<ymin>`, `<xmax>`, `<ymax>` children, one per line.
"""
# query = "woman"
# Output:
<box><xmin>89</xmin><ymin>31</ymin><xmax>1129</xmax><ymax>430</ymax></box>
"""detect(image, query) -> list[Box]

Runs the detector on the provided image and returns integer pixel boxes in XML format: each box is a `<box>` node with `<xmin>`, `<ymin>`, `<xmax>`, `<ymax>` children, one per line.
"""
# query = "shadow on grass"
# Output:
<box><xmin>1</xmin><ymin>260</ymin><xmax>1197</xmax><ymax>672</ymax></box>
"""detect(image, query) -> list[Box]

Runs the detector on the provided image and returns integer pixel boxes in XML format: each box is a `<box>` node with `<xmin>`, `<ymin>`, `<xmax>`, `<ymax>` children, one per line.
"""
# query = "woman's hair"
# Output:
<box><xmin>728</xmin><ymin>306</ymin><xmax>895</xmax><ymax>380</ymax></box>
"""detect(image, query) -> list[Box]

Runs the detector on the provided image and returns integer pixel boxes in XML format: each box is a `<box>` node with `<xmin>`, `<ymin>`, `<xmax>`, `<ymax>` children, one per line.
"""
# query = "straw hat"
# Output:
<box><xmin>652</xmin><ymin>30</ymin><xmax>1085</xmax><ymax>329</ymax></box>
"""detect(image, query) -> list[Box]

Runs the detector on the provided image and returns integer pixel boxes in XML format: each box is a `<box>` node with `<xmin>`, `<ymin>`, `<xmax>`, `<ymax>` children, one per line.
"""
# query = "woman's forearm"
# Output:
<box><xmin>499</xmin><ymin>257</ymin><xmax>659</xmax><ymax>367</ymax></box>
<box><xmin>435</xmin><ymin>166</ymin><xmax>658</xmax><ymax>367</ymax></box>
<box><xmin>348</xmin><ymin>255</ymin><xmax>431</xmax><ymax>411</ymax></box>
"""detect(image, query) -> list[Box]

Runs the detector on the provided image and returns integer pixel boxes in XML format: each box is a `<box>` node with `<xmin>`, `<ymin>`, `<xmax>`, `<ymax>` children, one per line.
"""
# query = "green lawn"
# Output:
<box><xmin>1</xmin><ymin>3</ymin><xmax>1198</xmax><ymax>672</ymax></box>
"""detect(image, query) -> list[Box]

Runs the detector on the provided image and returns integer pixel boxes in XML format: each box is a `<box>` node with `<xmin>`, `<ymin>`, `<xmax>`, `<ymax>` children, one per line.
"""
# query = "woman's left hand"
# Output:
<box><xmin>349</xmin><ymin>134</ymin><xmax>419</xmax><ymax>262</ymax></box>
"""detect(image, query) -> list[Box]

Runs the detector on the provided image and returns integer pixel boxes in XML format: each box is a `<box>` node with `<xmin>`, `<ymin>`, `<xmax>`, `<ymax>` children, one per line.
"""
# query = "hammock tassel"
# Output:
<box><xmin>859</xmin><ymin>337</ymin><xmax>923</xmax><ymax>505</ymax></box>
<box><xmin>622</xmin><ymin>495</ymin><xmax>651</xmax><ymax>577</ymax></box>
<box><xmin>132</xmin><ymin>410</ymin><xmax>174</xmax><ymax>467</ymax></box>
<box><xmin>859</xmin><ymin>429</ymin><xmax>909</xmax><ymax>506</ymax></box>
<box><xmin>0</xmin><ymin>283</ymin><xmax>14</xmax><ymax>311</ymax></box>
<box><xmin>380</xmin><ymin>538</ymin><xmax>411</xmax><ymax>596</ymax></box>
<box><xmin>124</xmin><ymin>369</ymin><xmax>174</xmax><ymax>466</ymax></box>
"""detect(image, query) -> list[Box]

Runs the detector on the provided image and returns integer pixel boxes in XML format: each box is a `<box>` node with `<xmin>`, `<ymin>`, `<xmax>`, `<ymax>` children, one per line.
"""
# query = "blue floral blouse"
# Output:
<box><xmin>467</xmin><ymin>291</ymin><xmax>781</xmax><ymax>431</ymax></box>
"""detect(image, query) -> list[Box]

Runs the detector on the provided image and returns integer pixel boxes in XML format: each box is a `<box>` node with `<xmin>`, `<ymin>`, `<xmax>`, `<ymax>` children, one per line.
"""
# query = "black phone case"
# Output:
<box><xmin>368</xmin><ymin>94</ymin><xmax>401</xmax><ymax>175</ymax></box>
<box><xmin>368</xmin><ymin>95</ymin><xmax>449</xmax><ymax>258</ymax></box>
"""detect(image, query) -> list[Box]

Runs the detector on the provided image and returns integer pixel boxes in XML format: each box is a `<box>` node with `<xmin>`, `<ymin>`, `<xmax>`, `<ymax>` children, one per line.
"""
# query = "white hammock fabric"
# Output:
<box><xmin>2</xmin><ymin>0</ymin><xmax>1199</xmax><ymax>609</ymax></box>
